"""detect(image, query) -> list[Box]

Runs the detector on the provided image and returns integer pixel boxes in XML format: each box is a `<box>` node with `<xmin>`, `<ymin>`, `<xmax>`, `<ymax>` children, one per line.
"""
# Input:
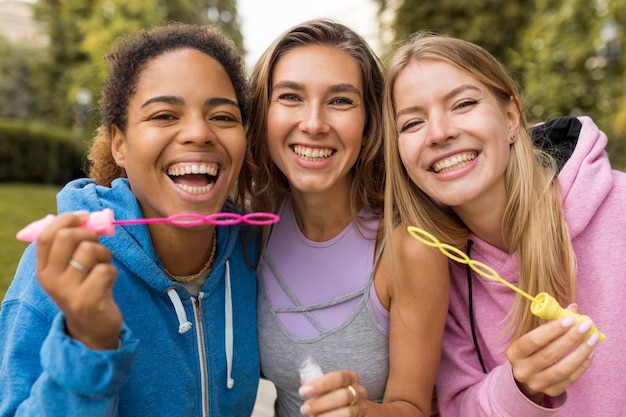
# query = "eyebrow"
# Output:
<box><xmin>271</xmin><ymin>80</ymin><xmax>361</xmax><ymax>95</ymax></box>
<box><xmin>395</xmin><ymin>84</ymin><xmax>481</xmax><ymax>118</ymax></box>
<box><xmin>140</xmin><ymin>96</ymin><xmax>239</xmax><ymax>109</ymax></box>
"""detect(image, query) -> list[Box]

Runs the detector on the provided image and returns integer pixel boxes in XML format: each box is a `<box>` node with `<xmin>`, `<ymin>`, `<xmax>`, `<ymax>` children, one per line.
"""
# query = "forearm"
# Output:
<box><xmin>365</xmin><ymin>399</ymin><xmax>430</xmax><ymax>417</ymax></box>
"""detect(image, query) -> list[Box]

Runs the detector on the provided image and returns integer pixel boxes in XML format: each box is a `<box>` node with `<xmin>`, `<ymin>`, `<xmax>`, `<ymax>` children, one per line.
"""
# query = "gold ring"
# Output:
<box><xmin>69</xmin><ymin>259</ymin><xmax>90</xmax><ymax>273</ymax></box>
<box><xmin>347</xmin><ymin>384</ymin><xmax>358</xmax><ymax>407</ymax></box>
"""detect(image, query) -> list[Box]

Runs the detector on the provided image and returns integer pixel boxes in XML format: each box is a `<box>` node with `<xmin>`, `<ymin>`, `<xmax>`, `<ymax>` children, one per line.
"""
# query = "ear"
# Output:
<box><xmin>505</xmin><ymin>96</ymin><xmax>521</xmax><ymax>142</ymax></box>
<box><xmin>111</xmin><ymin>125</ymin><xmax>127</xmax><ymax>168</ymax></box>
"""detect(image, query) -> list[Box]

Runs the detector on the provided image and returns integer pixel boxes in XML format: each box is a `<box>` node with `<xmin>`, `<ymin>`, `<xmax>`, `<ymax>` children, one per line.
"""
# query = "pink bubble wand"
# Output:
<box><xmin>16</xmin><ymin>208</ymin><xmax>280</xmax><ymax>242</ymax></box>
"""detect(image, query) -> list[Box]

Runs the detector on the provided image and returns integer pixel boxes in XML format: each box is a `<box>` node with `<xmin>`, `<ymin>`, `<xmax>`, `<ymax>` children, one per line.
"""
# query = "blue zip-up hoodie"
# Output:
<box><xmin>0</xmin><ymin>178</ymin><xmax>260</xmax><ymax>416</ymax></box>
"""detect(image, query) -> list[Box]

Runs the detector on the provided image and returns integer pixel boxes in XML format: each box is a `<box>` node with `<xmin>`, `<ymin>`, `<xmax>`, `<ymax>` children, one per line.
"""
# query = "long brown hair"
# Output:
<box><xmin>245</xmin><ymin>19</ymin><xmax>385</xmax><ymax>230</ymax></box>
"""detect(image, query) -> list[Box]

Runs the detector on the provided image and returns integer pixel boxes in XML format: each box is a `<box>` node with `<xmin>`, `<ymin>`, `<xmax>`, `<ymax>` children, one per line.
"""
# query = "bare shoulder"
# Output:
<box><xmin>383</xmin><ymin>222</ymin><xmax>449</xmax><ymax>293</ymax></box>
<box><xmin>391</xmin><ymin>223</ymin><xmax>446</xmax><ymax>267</ymax></box>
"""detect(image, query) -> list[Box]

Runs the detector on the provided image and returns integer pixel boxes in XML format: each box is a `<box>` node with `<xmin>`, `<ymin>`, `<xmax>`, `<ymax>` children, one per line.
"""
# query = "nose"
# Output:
<box><xmin>298</xmin><ymin>103</ymin><xmax>330</xmax><ymax>136</ymax></box>
<box><xmin>426</xmin><ymin>112</ymin><xmax>459</xmax><ymax>146</ymax></box>
<box><xmin>178</xmin><ymin>115</ymin><xmax>216</xmax><ymax>145</ymax></box>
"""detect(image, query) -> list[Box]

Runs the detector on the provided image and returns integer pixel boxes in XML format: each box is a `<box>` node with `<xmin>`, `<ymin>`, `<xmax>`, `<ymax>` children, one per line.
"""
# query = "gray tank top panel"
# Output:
<box><xmin>257</xmin><ymin>247</ymin><xmax>389</xmax><ymax>417</ymax></box>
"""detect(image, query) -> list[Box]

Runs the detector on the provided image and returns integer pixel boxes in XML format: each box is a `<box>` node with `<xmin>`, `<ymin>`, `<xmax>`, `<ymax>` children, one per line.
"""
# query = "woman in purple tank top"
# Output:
<box><xmin>245</xmin><ymin>19</ymin><xmax>449</xmax><ymax>417</ymax></box>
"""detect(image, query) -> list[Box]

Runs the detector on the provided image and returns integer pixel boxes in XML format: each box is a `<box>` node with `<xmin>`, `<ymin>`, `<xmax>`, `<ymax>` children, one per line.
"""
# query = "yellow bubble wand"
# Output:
<box><xmin>407</xmin><ymin>226</ymin><xmax>606</xmax><ymax>342</ymax></box>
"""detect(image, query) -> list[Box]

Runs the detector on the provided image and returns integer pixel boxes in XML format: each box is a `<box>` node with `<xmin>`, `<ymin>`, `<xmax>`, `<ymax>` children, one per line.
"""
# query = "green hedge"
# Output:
<box><xmin>0</xmin><ymin>119</ymin><xmax>88</xmax><ymax>184</ymax></box>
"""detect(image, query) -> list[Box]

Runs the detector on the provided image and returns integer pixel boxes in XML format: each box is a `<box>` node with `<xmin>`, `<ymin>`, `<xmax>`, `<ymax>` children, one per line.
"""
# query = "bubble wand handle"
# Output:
<box><xmin>407</xmin><ymin>226</ymin><xmax>605</xmax><ymax>341</ymax></box>
<box><xmin>299</xmin><ymin>355</ymin><xmax>324</xmax><ymax>383</ymax></box>
<box><xmin>531</xmin><ymin>292</ymin><xmax>605</xmax><ymax>341</ymax></box>
<box><xmin>16</xmin><ymin>209</ymin><xmax>280</xmax><ymax>242</ymax></box>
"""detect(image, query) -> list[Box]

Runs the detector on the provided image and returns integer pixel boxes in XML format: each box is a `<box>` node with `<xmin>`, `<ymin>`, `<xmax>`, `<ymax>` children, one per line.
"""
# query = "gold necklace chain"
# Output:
<box><xmin>164</xmin><ymin>232</ymin><xmax>217</xmax><ymax>283</ymax></box>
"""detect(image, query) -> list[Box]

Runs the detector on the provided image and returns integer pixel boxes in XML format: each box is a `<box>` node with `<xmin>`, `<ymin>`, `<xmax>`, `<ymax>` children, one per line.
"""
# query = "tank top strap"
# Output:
<box><xmin>369</xmin><ymin>236</ymin><xmax>386</xmax><ymax>285</ymax></box>
<box><xmin>263</xmin><ymin>251</ymin><xmax>365</xmax><ymax>313</ymax></box>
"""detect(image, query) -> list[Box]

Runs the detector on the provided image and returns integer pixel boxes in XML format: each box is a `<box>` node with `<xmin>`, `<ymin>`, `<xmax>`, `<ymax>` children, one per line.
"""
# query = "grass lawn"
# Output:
<box><xmin>0</xmin><ymin>183</ymin><xmax>60</xmax><ymax>301</ymax></box>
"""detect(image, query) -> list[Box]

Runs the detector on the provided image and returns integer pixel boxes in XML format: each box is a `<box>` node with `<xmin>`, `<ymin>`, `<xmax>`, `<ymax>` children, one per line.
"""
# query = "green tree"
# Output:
<box><xmin>73</xmin><ymin>0</ymin><xmax>167</xmax><ymax>122</ymax></box>
<box><xmin>33</xmin><ymin>0</ymin><xmax>94</xmax><ymax>127</ymax></box>
<box><xmin>376</xmin><ymin>0</ymin><xmax>626</xmax><ymax>168</ymax></box>
<box><xmin>160</xmin><ymin>0</ymin><xmax>244</xmax><ymax>50</ymax></box>
<box><xmin>518</xmin><ymin>0</ymin><xmax>625</xmax><ymax>167</ymax></box>
<box><xmin>31</xmin><ymin>0</ymin><xmax>244</xmax><ymax>131</ymax></box>
<box><xmin>519</xmin><ymin>1</ymin><xmax>605</xmax><ymax>121</ymax></box>
<box><xmin>375</xmin><ymin>0</ymin><xmax>528</xmax><ymax>70</ymax></box>
<box><xmin>0</xmin><ymin>36</ymin><xmax>40</xmax><ymax>120</ymax></box>
<box><xmin>606</xmin><ymin>0</ymin><xmax>626</xmax><ymax>168</ymax></box>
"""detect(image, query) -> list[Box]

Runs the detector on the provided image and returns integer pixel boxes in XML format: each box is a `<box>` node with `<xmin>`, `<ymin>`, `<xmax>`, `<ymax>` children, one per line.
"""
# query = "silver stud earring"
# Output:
<box><xmin>510</xmin><ymin>132</ymin><xmax>517</xmax><ymax>140</ymax></box>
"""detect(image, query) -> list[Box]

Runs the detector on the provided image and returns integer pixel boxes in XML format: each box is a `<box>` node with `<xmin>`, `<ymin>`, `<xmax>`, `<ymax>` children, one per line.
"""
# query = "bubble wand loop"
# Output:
<box><xmin>407</xmin><ymin>226</ymin><xmax>606</xmax><ymax>342</ymax></box>
<box><xmin>16</xmin><ymin>208</ymin><xmax>280</xmax><ymax>242</ymax></box>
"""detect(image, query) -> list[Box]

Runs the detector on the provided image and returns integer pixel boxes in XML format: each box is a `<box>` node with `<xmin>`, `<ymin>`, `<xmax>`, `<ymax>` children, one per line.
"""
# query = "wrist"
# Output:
<box><xmin>64</xmin><ymin>319</ymin><xmax>120</xmax><ymax>350</ymax></box>
<box><xmin>515</xmin><ymin>379</ymin><xmax>545</xmax><ymax>404</ymax></box>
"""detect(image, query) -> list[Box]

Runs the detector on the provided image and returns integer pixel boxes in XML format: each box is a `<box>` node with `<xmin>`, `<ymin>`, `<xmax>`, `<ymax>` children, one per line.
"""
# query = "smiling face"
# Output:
<box><xmin>111</xmin><ymin>48</ymin><xmax>245</xmax><ymax>219</ymax></box>
<box><xmin>267</xmin><ymin>45</ymin><xmax>366</xmax><ymax>198</ymax></box>
<box><xmin>393</xmin><ymin>58</ymin><xmax>519</xmax><ymax>213</ymax></box>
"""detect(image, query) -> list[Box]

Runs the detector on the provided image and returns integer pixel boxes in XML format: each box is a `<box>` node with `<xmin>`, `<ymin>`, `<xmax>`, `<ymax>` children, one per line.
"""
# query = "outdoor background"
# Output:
<box><xmin>3</xmin><ymin>0</ymin><xmax>626</xmax><ymax>277</ymax></box>
<box><xmin>1</xmin><ymin>1</ymin><xmax>625</xmax><ymax>414</ymax></box>
<box><xmin>2</xmin><ymin>0</ymin><xmax>626</xmax><ymax>335</ymax></box>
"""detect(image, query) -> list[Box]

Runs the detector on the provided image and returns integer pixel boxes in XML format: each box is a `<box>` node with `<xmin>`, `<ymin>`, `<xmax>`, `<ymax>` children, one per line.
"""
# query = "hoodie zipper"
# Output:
<box><xmin>192</xmin><ymin>294</ymin><xmax>210</xmax><ymax>417</ymax></box>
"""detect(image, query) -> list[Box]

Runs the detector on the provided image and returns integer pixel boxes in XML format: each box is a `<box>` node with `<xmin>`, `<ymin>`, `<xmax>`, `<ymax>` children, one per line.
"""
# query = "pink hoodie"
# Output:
<box><xmin>436</xmin><ymin>117</ymin><xmax>626</xmax><ymax>416</ymax></box>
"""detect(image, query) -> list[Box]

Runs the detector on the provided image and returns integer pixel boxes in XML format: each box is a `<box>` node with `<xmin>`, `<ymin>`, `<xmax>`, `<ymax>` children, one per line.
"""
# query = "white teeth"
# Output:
<box><xmin>293</xmin><ymin>145</ymin><xmax>333</xmax><ymax>160</ymax></box>
<box><xmin>174</xmin><ymin>183</ymin><xmax>215</xmax><ymax>194</ymax></box>
<box><xmin>432</xmin><ymin>152</ymin><xmax>477</xmax><ymax>173</ymax></box>
<box><xmin>167</xmin><ymin>163</ymin><xmax>218</xmax><ymax>177</ymax></box>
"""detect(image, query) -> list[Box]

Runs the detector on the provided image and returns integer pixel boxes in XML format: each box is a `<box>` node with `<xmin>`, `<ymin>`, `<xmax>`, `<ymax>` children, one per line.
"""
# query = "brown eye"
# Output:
<box><xmin>278</xmin><ymin>93</ymin><xmax>300</xmax><ymax>102</ymax></box>
<box><xmin>151</xmin><ymin>113</ymin><xmax>177</xmax><ymax>121</ymax></box>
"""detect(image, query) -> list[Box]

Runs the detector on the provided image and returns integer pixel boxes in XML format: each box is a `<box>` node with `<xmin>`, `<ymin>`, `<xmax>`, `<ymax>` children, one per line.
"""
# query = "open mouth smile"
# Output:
<box><xmin>292</xmin><ymin>145</ymin><xmax>335</xmax><ymax>161</ymax></box>
<box><xmin>167</xmin><ymin>162</ymin><xmax>219</xmax><ymax>194</ymax></box>
<box><xmin>431</xmin><ymin>152</ymin><xmax>477</xmax><ymax>173</ymax></box>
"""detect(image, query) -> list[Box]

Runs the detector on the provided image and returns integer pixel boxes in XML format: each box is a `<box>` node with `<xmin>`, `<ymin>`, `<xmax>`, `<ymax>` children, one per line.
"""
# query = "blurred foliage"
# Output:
<box><xmin>0</xmin><ymin>37</ymin><xmax>41</xmax><ymax>120</ymax></box>
<box><xmin>0</xmin><ymin>118</ymin><xmax>88</xmax><ymax>184</ymax></box>
<box><xmin>8</xmin><ymin>0</ymin><xmax>245</xmax><ymax>132</ymax></box>
<box><xmin>375</xmin><ymin>0</ymin><xmax>626</xmax><ymax>169</ymax></box>
<box><xmin>2</xmin><ymin>1</ymin><xmax>626</xmax><ymax>169</ymax></box>
<box><xmin>378</xmin><ymin>0</ymin><xmax>528</xmax><ymax>73</ymax></box>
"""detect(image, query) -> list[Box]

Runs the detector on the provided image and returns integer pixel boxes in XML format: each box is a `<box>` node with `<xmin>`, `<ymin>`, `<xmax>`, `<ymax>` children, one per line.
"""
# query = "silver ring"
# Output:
<box><xmin>68</xmin><ymin>259</ymin><xmax>90</xmax><ymax>273</ymax></box>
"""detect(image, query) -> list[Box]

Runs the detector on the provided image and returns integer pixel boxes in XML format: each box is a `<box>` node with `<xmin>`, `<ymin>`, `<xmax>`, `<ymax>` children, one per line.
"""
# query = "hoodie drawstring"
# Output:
<box><xmin>166</xmin><ymin>288</ymin><xmax>193</xmax><ymax>334</ymax></box>
<box><xmin>225</xmin><ymin>260</ymin><xmax>235</xmax><ymax>389</ymax></box>
<box><xmin>166</xmin><ymin>259</ymin><xmax>235</xmax><ymax>389</ymax></box>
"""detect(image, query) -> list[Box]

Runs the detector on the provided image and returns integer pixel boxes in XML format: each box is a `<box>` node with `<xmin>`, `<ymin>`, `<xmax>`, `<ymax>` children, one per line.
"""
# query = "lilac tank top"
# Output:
<box><xmin>257</xmin><ymin>197</ymin><xmax>390</xmax><ymax>417</ymax></box>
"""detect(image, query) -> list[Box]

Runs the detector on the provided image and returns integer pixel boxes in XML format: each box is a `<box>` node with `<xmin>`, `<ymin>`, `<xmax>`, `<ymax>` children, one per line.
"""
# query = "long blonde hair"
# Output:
<box><xmin>383</xmin><ymin>31</ymin><xmax>577</xmax><ymax>341</ymax></box>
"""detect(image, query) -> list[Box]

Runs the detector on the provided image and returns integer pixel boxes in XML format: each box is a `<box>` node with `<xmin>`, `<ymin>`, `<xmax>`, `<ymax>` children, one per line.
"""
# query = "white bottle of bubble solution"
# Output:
<box><xmin>298</xmin><ymin>355</ymin><xmax>324</xmax><ymax>383</ymax></box>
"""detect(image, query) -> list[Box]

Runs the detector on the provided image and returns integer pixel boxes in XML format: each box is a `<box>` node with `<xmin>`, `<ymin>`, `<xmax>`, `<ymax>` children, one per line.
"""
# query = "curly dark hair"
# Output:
<box><xmin>88</xmin><ymin>23</ymin><xmax>248</xmax><ymax>189</ymax></box>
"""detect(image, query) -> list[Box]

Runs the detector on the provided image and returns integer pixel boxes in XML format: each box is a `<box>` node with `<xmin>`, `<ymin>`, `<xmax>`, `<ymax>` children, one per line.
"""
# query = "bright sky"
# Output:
<box><xmin>237</xmin><ymin>0</ymin><xmax>379</xmax><ymax>69</ymax></box>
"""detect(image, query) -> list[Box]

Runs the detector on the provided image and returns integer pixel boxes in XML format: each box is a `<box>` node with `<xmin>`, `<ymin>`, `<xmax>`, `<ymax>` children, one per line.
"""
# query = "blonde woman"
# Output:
<box><xmin>383</xmin><ymin>31</ymin><xmax>626</xmax><ymax>416</ymax></box>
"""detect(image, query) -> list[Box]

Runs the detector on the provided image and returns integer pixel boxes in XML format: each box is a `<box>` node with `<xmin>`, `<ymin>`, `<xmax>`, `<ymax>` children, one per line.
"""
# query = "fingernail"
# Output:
<box><xmin>586</xmin><ymin>332</ymin><xmax>600</xmax><ymax>347</ymax></box>
<box><xmin>577</xmin><ymin>320</ymin><xmax>593</xmax><ymax>334</ymax></box>
<box><xmin>300</xmin><ymin>403</ymin><xmax>311</xmax><ymax>415</ymax></box>
<box><xmin>299</xmin><ymin>385</ymin><xmax>314</xmax><ymax>397</ymax></box>
<box><xmin>588</xmin><ymin>351</ymin><xmax>596</xmax><ymax>360</ymax></box>
<box><xmin>561</xmin><ymin>316</ymin><xmax>576</xmax><ymax>327</ymax></box>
